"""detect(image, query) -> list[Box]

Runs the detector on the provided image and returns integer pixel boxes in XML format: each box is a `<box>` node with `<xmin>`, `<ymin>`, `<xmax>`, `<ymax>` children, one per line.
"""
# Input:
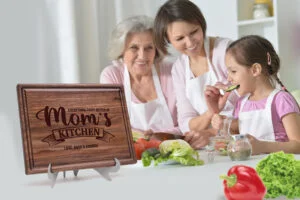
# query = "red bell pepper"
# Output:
<box><xmin>220</xmin><ymin>165</ymin><xmax>266</xmax><ymax>200</ymax></box>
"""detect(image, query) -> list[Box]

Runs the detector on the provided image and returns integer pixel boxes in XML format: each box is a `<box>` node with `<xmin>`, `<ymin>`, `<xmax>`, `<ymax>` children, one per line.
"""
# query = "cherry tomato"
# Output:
<box><xmin>136</xmin><ymin>138</ymin><xmax>149</xmax><ymax>146</ymax></box>
<box><xmin>134</xmin><ymin>142</ymin><xmax>145</xmax><ymax>160</ymax></box>
<box><xmin>214</xmin><ymin>141</ymin><xmax>228</xmax><ymax>151</ymax></box>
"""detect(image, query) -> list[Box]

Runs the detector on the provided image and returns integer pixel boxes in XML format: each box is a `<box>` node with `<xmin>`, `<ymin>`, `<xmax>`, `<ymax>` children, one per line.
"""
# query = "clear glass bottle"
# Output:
<box><xmin>227</xmin><ymin>135</ymin><xmax>252</xmax><ymax>161</ymax></box>
<box><xmin>253</xmin><ymin>3</ymin><xmax>270</xmax><ymax>19</ymax></box>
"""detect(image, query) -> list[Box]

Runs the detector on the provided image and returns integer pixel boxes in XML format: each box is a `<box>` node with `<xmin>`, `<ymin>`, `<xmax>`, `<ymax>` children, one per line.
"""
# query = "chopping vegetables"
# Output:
<box><xmin>220</xmin><ymin>165</ymin><xmax>266</xmax><ymax>200</ymax></box>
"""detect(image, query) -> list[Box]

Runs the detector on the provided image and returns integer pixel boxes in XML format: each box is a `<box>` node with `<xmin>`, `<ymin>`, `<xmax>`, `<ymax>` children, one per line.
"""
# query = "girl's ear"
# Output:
<box><xmin>251</xmin><ymin>63</ymin><xmax>262</xmax><ymax>77</ymax></box>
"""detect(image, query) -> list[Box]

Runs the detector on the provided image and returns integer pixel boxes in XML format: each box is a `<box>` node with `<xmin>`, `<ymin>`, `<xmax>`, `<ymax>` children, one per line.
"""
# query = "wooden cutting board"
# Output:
<box><xmin>17</xmin><ymin>84</ymin><xmax>136</xmax><ymax>174</ymax></box>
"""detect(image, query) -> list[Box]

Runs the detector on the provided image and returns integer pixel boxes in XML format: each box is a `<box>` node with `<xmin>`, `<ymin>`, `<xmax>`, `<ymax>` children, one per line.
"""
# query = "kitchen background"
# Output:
<box><xmin>0</xmin><ymin>0</ymin><xmax>300</xmax><ymax>176</ymax></box>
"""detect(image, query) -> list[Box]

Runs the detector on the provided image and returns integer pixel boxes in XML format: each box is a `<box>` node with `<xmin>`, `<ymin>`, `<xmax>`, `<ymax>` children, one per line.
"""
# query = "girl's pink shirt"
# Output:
<box><xmin>234</xmin><ymin>91</ymin><xmax>300</xmax><ymax>142</ymax></box>
<box><xmin>100</xmin><ymin>60</ymin><xmax>182</xmax><ymax>135</ymax></box>
<box><xmin>171</xmin><ymin>37</ymin><xmax>238</xmax><ymax>133</ymax></box>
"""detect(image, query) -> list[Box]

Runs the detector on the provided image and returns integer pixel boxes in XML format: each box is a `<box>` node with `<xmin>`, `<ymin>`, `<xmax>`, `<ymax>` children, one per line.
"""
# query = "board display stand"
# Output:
<box><xmin>47</xmin><ymin>158</ymin><xmax>120</xmax><ymax>188</ymax></box>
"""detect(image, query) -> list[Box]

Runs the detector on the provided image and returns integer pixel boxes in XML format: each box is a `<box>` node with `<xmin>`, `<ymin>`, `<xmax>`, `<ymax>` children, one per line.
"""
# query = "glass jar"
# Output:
<box><xmin>218</xmin><ymin>117</ymin><xmax>232</xmax><ymax>137</ymax></box>
<box><xmin>205</xmin><ymin>118</ymin><xmax>233</xmax><ymax>162</ymax></box>
<box><xmin>210</xmin><ymin>117</ymin><xmax>232</xmax><ymax>156</ymax></box>
<box><xmin>253</xmin><ymin>3</ymin><xmax>270</xmax><ymax>19</ymax></box>
<box><xmin>227</xmin><ymin>135</ymin><xmax>252</xmax><ymax>161</ymax></box>
<box><xmin>255</xmin><ymin>0</ymin><xmax>273</xmax><ymax>16</ymax></box>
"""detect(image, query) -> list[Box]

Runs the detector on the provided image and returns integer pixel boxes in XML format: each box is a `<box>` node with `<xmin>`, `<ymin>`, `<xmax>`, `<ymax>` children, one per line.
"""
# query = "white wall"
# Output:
<box><xmin>277</xmin><ymin>0</ymin><xmax>300</xmax><ymax>91</ymax></box>
<box><xmin>1</xmin><ymin>0</ymin><xmax>300</xmax><ymax>175</ymax></box>
<box><xmin>0</xmin><ymin>0</ymin><xmax>44</xmax><ymax>171</ymax></box>
<box><xmin>192</xmin><ymin>0</ymin><xmax>238</xmax><ymax>39</ymax></box>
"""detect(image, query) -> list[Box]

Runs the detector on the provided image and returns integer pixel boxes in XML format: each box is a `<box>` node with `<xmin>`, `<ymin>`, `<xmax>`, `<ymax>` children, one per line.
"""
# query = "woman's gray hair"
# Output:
<box><xmin>108</xmin><ymin>15</ymin><xmax>164</xmax><ymax>63</ymax></box>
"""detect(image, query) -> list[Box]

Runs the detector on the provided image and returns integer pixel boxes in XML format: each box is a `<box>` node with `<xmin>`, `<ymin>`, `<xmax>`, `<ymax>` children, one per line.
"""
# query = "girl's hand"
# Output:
<box><xmin>205</xmin><ymin>84</ymin><xmax>231</xmax><ymax>114</ymax></box>
<box><xmin>205</xmin><ymin>85</ymin><xmax>221</xmax><ymax>114</ymax></box>
<box><xmin>246</xmin><ymin>134</ymin><xmax>263</xmax><ymax>155</ymax></box>
<box><xmin>214</xmin><ymin>82</ymin><xmax>229</xmax><ymax>92</ymax></box>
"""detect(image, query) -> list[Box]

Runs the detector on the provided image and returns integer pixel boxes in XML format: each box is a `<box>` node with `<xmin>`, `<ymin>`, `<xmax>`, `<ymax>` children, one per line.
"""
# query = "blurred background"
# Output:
<box><xmin>0</xmin><ymin>0</ymin><xmax>300</xmax><ymax>175</ymax></box>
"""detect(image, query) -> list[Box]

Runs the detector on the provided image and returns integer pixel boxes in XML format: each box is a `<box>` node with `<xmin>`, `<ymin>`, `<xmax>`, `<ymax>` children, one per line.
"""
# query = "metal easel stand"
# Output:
<box><xmin>47</xmin><ymin>158</ymin><xmax>120</xmax><ymax>188</ymax></box>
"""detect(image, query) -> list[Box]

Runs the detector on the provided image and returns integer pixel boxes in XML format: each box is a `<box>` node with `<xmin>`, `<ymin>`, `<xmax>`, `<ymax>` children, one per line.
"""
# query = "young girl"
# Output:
<box><xmin>205</xmin><ymin>35</ymin><xmax>300</xmax><ymax>155</ymax></box>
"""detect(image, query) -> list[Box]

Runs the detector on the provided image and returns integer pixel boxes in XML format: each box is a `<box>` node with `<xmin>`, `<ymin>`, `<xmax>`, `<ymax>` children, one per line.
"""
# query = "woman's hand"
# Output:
<box><xmin>184</xmin><ymin>130</ymin><xmax>212</xmax><ymax>149</ymax></box>
<box><xmin>143</xmin><ymin>129</ymin><xmax>154</xmax><ymax>140</ymax></box>
<box><xmin>205</xmin><ymin>83</ymin><xmax>231</xmax><ymax>114</ymax></box>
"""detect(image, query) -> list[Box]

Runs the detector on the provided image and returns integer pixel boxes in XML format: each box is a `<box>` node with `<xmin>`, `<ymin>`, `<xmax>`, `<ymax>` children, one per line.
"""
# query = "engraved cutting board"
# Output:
<box><xmin>17</xmin><ymin>84</ymin><xmax>136</xmax><ymax>174</ymax></box>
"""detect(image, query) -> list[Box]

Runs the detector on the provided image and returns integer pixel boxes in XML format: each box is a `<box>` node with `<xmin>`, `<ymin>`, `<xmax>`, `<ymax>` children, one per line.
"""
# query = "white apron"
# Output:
<box><xmin>238</xmin><ymin>89</ymin><xmax>280</xmax><ymax>141</ymax></box>
<box><xmin>124</xmin><ymin>65</ymin><xmax>174</xmax><ymax>132</ymax></box>
<box><xmin>185</xmin><ymin>38</ymin><xmax>233</xmax><ymax>116</ymax></box>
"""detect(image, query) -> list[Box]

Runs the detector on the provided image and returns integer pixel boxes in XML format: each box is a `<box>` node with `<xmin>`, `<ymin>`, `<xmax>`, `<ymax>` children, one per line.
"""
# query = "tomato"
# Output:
<box><xmin>133</xmin><ymin>137</ymin><xmax>163</xmax><ymax>160</ymax></box>
<box><xmin>136</xmin><ymin>138</ymin><xmax>161</xmax><ymax>149</ymax></box>
<box><xmin>134</xmin><ymin>142</ymin><xmax>145</xmax><ymax>160</ymax></box>
<box><xmin>214</xmin><ymin>141</ymin><xmax>228</xmax><ymax>151</ymax></box>
<box><xmin>145</xmin><ymin>139</ymin><xmax>161</xmax><ymax>149</ymax></box>
<box><xmin>136</xmin><ymin>138</ymin><xmax>148</xmax><ymax>146</ymax></box>
<box><xmin>134</xmin><ymin>138</ymin><xmax>162</xmax><ymax>160</ymax></box>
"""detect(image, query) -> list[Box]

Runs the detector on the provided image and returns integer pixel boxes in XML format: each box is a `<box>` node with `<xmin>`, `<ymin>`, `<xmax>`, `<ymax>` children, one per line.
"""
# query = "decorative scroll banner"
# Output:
<box><xmin>42</xmin><ymin>127</ymin><xmax>115</xmax><ymax>146</ymax></box>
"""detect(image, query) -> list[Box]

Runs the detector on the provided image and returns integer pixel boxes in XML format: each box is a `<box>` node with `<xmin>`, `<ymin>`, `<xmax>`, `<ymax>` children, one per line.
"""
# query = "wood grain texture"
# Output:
<box><xmin>17</xmin><ymin>84</ymin><xmax>136</xmax><ymax>174</ymax></box>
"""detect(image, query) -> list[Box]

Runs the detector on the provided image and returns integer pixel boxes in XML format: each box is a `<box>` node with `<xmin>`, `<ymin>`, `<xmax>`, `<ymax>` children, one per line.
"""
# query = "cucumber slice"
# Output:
<box><xmin>225</xmin><ymin>85</ymin><xmax>240</xmax><ymax>92</ymax></box>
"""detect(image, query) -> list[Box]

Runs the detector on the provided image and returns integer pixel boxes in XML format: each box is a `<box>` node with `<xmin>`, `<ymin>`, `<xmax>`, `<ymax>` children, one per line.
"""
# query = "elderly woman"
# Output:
<box><xmin>100</xmin><ymin>15</ymin><xmax>182</xmax><ymax>139</ymax></box>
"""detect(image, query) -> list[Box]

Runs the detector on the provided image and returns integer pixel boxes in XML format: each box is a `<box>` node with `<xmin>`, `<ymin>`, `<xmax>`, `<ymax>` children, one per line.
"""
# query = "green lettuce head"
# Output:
<box><xmin>256</xmin><ymin>151</ymin><xmax>300</xmax><ymax>198</ymax></box>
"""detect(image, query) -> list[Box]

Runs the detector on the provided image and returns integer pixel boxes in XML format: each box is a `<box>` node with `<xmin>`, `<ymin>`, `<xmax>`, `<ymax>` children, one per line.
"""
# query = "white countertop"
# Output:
<box><xmin>3</xmin><ymin>153</ymin><xmax>268</xmax><ymax>200</ymax></box>
<box><xmin>1</xmin><ymin>114</ymin><xmax>299</xmax><ymax>200</ymax></box>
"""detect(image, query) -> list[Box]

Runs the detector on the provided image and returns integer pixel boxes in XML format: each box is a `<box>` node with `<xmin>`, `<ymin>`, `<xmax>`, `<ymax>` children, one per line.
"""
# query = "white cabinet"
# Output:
<box><xmin>192</xmin><ymin>0</ymin><xmax>300</xmax><ymax>89</ymax></box>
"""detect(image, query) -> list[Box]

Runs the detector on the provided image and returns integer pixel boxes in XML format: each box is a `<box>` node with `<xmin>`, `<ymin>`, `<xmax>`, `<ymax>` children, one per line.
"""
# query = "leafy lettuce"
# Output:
<box><xmin>256</xmin><ymin>151</ymin><xmax>300</xmax><ymax>198</ymax></box>
<box><xmin>142</xmin><ymin>139</ymin><xmax>204</xmax><ymax>167</ymax></box>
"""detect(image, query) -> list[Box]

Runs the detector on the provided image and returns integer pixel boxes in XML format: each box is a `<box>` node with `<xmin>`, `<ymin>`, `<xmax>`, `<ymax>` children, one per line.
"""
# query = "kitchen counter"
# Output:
<box><xmin>1</xmin><ymin>114</ymin><xmax>299</xmax><ymax>200</ymax></box>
